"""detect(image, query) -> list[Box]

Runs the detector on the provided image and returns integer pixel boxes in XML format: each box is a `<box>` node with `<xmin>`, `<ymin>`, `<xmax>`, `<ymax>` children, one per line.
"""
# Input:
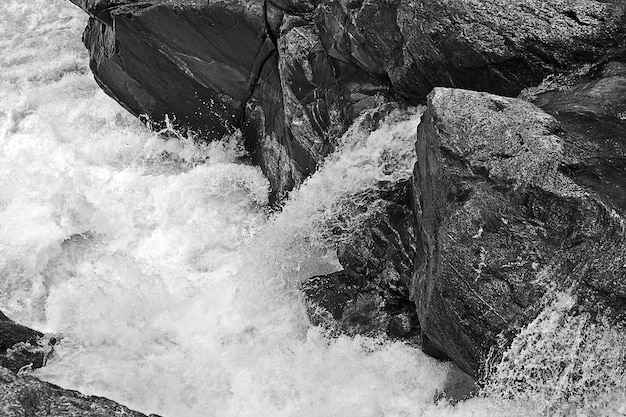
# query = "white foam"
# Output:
<box><xmin>3</xmin><ymin>2</ymin><xmax>620</xmax><ymax>417</ymax></box>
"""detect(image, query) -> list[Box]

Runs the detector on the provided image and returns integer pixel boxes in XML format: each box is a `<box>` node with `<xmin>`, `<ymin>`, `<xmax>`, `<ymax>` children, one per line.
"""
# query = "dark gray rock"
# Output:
<box><xmin>70</xmin><ymin>0</ymin><xmax>626</xmax><ymax>199</ymax></box>
<box><xmin>316</xmin><ymin>0</ymin><xmax>626</xmax><ymax>100</ymax></box>
<box><xmin>77</xmin><ymin>0</ymin><xmax>270</xmax><ymax>139</ymax></box>
<box><xmin>0</xmin><ymin>311</ymin><xmax>47</xmax><ymax>374</ymax></box>
<box><xmin>0</xmin><ymin>366</ymin><xmax>156</xmax><ymax>417</ymax></box>
<box><xmin>411</xmin><ymin>87</ymin><xmax>626</xmax><ymax>378</ymax></box>
<box><xmin>303</xmin><ymin>181</ymin><xmax>420</xmax><ymax>340</ymax></box>
<box><xmin>533</xmin><ymin>51</ymin><xmax>626</xmax><ymax>213</ymax></box>
<box><xmin>71</xmin><ymin>0</ymin><xmax>388</xmax><ymax>200</ymax></box>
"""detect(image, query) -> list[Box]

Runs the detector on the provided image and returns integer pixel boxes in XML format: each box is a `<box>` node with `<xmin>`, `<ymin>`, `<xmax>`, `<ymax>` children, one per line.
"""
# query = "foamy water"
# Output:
<box><xmin>1</xmin><ymin>1</ymin><xmax>623</xmax><ymax>416</ymax></box>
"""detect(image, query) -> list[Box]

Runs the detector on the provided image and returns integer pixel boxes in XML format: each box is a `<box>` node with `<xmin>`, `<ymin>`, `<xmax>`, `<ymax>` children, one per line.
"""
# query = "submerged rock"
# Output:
<box><xmin>411</xmin><ymin>87</ymin><xmax>626</xmax><ymax>378</ymax></box>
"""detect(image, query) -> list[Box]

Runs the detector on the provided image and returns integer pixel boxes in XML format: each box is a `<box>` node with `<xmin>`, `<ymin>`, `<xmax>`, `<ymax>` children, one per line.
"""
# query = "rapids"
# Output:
<box><xmin>1</xmin><ymin>1</ymin><xmax>623</xmax><ymax>416</ymax></box>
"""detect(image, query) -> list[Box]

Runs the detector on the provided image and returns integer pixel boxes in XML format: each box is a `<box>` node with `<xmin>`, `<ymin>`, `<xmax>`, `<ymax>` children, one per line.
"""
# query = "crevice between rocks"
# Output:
<box><xmin>235</xmin><ymin>0</ymin><xmax>280</xmax><ymax>129</ymax></box>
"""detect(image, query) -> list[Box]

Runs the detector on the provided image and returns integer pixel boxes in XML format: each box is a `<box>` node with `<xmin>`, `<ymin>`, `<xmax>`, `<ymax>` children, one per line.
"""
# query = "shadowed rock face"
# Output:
<box><xmin>72</xmin><ymin>0</ymin><xmax>388</xmax><ymax>200</ymax></box>
<box><xmin>411</xmin><ymin>87</ymin><xmax>626</xmax><ymax>378</ymax></box>
<box><xmin>0</xmin><ymin>311</ymin><xmax>46</xmax><ymax>374</ymax></box>
<box><xmin>0</xmin><ymin>312</ymin><xmax>155</xmax><ymax>417</ymax></box>
<box><xmin>303</xmin><ymin>181</ymin><xmax>420</xmax><ymax>340</ymax></box>
<box><xmin>533</xmin><ymin>51</ymin><xmax>626</xmax><ymax>213</ymax></box>
<box><xmin>69</xmin><ymin>0</ymin><xmax>626</xmax><ymax>199</ymax></box>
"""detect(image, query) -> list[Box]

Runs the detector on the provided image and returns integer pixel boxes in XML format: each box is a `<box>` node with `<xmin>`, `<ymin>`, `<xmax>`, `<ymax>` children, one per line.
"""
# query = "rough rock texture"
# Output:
<box><xmin>303</xmin><ymin>181</ymin><xmax>420</xmax><ymax>340</ymax></box>
<box><xmin>329</xmin><ymin>0</ymin><xmax>626</xmax><ymax>101</ymax></box>
<box><xmin>71</xmin><ymin>0</ymin><xmax>387</xmax><ymax>200</ymax></box>
<box><xmin>0</xmin><ymin>366</ymin><xmax>155</xmax><ymax>417</ymax></box>
<box><xmin>411</xmin><ymin>87</ymin><xmax>626</xmax><ymax>378</ymax></box>
<box><xmin>70</xmin><ymin>0</ymin><xmax>626</xmax><ymax>199</ymax></box>
<box><xmin>0</xmin><ymin>311</ymin><xmax>47</xmax><ymax>373</ymax></box>
<box><xmin>0</xmin><ymin>313</ymin><xmax>155</xmax><ymax>416</ymax></box>
<box><xmin>533</xmin><ymin>50</ymin><xmax>626</xmax><ymax>213</ymax></box>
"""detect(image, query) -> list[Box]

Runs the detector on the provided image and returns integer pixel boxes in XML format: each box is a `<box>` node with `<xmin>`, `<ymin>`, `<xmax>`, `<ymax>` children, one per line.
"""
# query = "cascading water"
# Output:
<box><xmin>1</xmin><ymin>1</ymin><xmax>623</xmax><ymax>416</ymax></box>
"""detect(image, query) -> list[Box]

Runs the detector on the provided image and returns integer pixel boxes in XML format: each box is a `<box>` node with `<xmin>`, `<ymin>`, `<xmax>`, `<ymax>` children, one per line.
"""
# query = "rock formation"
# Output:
<box><xmin>0</xmin><ymin>311</ymin><xmax>47</xmax><ymax>374</ymax></box>
<box><xmin>69</xmin><ymin>0</ymin><xmax>626</xmax><ymax>199</ymax></box>
<box><xmin>303</xmin><ymin>181</ymin><xmax>420</xmax><ymax>340</ymax></box>
<box><xmin>66</xmin><ymin>0</ymin><xmax>626</xmax><ymax>396</ymax></box>
<box><xmin>411</xmin><ymin>86</ymin><xmax>626</xmax><ymax>378</ymax></box>
<box><xmin>0</xmin><ymin>311</ymin><xmax>156</xmax><ymax>417</ymax></box>
<box><xmin>0</xmin><ymin>366</ymin><xmax>156</xmax><ymax>417</ymax></box>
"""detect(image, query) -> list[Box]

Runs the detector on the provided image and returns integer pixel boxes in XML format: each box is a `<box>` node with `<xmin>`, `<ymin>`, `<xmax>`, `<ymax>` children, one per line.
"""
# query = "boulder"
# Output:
<box><xmin>411</xmin><ymin>87</ymin><xmax>626</xmax><ymax>378</ymax></box>
<box><xmin>69</xmin><ymin>0</ymin><xmax>626</xmax><ymax>199</ymax></box>
<box><xmin>533</xmin><ymin>50</ymin><xmax>626</xmax><ymax>212</ymax></box>
<box><xmin>76</xmin><ymin>0</ymin><xmax>271</xmax><ymax>139</ymax></box>
<box><xmin>0</xmin><ymin>366</ymin><xmax>156</xmax><ymax>417</ymax></box>
<box><xmin>71</xmin><ymin>0</ymin><xmax>386</xmax><ymax>200</ymax></box>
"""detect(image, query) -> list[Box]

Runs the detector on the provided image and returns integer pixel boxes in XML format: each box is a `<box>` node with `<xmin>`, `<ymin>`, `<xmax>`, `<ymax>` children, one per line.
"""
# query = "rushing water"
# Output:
<box><xmin>1</xmin><ymin>1</ymin><xmax>623</xmax><ymax>417</ymax></box>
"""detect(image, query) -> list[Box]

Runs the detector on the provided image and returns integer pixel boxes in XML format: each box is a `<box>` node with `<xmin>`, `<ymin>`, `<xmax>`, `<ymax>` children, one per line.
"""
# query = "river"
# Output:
<box><xmin>1</xmin><ymin>1</ymin><xmax>621</xmax><ymax>416</ymax></box>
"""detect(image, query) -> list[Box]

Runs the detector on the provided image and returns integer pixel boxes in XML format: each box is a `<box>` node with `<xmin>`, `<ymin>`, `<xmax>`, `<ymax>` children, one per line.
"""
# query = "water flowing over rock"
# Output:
<box><xmin>0</xmin><ymin>311</ymin><xmax>152</xmax><ymax>417</ymax></box>
<box><xmin>303</xmin><ymin>181</ymin><xmax>420</xmax><ymax>340</ymax></box>
<box><xmin>0</xmin><ymin>311</ymin><xmax>46</xmax><ymax>373</ymax></box>
<box><xmin>0</xmin><ymin>366</ymin><xmax>154</xmax><ymax>417</ymax></box>
<box><xmin>411</xmin><ymin>87</ymin><xmax>626</xmax><ymax>378</ymax></box>
<box><xmin>69</xmin><ymin>0</ymin><xmax>626</xmax><ymax>199</ymax></box>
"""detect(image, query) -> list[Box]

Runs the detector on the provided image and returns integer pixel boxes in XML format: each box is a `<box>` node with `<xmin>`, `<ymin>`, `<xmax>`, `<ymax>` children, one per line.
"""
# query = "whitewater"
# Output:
<box><xmin>1</xmin><ymin>1</ymin><xmax>624</xmax><ymax>416</ymax></box>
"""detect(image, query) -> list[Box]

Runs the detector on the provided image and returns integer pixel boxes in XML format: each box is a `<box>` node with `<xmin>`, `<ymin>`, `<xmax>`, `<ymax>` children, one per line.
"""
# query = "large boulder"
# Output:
<box><xmin>71</xmin><ymin>0</ymin><xmax>386</xmax><ymax>200</ymax></box>
<box><xmin>319</xmin><ymin>0</ymin><xmax>626</xmax><ymax>101</ymax></box>
<box><xmin>69</xmin><ymin>0</ymin><xmax>626</xmax><ymax>199</ymax></box>
<box><xmin>411</xmin><ymin>87</ymin><xmax>626</xmax><ymax>378</ymax></box>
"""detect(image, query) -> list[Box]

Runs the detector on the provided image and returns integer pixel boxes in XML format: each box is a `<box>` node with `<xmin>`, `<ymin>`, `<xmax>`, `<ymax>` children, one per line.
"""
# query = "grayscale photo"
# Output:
<box><xmin>1</xmin><ymin>1</ymin><xmax>625</xmax><ymax>416</ymax></box>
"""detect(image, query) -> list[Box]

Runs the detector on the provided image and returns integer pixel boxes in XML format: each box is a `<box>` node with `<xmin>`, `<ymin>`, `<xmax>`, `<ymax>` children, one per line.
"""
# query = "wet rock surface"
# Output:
<box><xmin>533</xmin><ymin>51</ymin><xmax>626</xmax><ymax>213</ymax></box>
<box><xmin>0</xmin><ymin>311</ymin><xmax>156</xmax><ymax>416</ymax></box>
<box><xmin>69</xmin><ymin>0</ymin><xmax>626</xmax><ymax>199</ymax></box>
<box><xmin>0</xmin><ymin>311</ymin><xmax>46</xmax><ymax>374</ymax></box>
<box><xmin>411</xmin><ymin>87</ymin><xmax>626</xmax><ymax>378</ymax></box>
<box><xmin>0</xmin><ymin>366</ymin><xmax>155</xmax><ymax>417</ymax></box>
<box><xmin>303</xmin><ymin>182</ymin><xmax>420</xmax><ymax>340</ymax></box>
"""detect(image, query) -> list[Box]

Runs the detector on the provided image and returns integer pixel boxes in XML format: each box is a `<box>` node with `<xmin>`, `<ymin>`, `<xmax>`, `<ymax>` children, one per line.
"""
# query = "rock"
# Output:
<box><xmin>533</xmin><ymin>50</ymin><xmax>626</xmax><ymax>212</ymax></box>
<box><xmin>303</xmin><ymin>181</ymin><xmax>420</xmax><ymax>340</ymax></box>
<box><xmin>71</xmin><ymin>0</ymin><xmax>386</xmax><ymax>201</ymax></box>
<box><xmin>70</xmin><ymin>0</ymin><xmax>626</xmax><ymax>199</ymax></box>
<box><xmin>0</xmin><ymin>366</ymin><xmax>156</xmax><ymax>417</ymax></box>
<box><xmin>436</xmin><ymin>363</ymin><xmax>480</xmax><ymax>404</ymax></box>
<box><xmin>313</xmin><ymin>0</ymin><xmax>626</xmax><ymax>100</ymax></box>
<box><xmin>411</xmin><ymin>87</ymin><xmax>626</xmax><ymax>378</ymax></box>
<box><xmin>0</xmin><ymin>314</ymin><xmax>157</xmax><ymax>416</ymax></box>
<box><xmin>0</xmin><ymin>311</ymin><xmax>47</xmax><ymax>374</ymax></box>
<box><xmin>76</xmin><ymin>0</ymin><xmax>271</xmax><ymax>139</ymax></box>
